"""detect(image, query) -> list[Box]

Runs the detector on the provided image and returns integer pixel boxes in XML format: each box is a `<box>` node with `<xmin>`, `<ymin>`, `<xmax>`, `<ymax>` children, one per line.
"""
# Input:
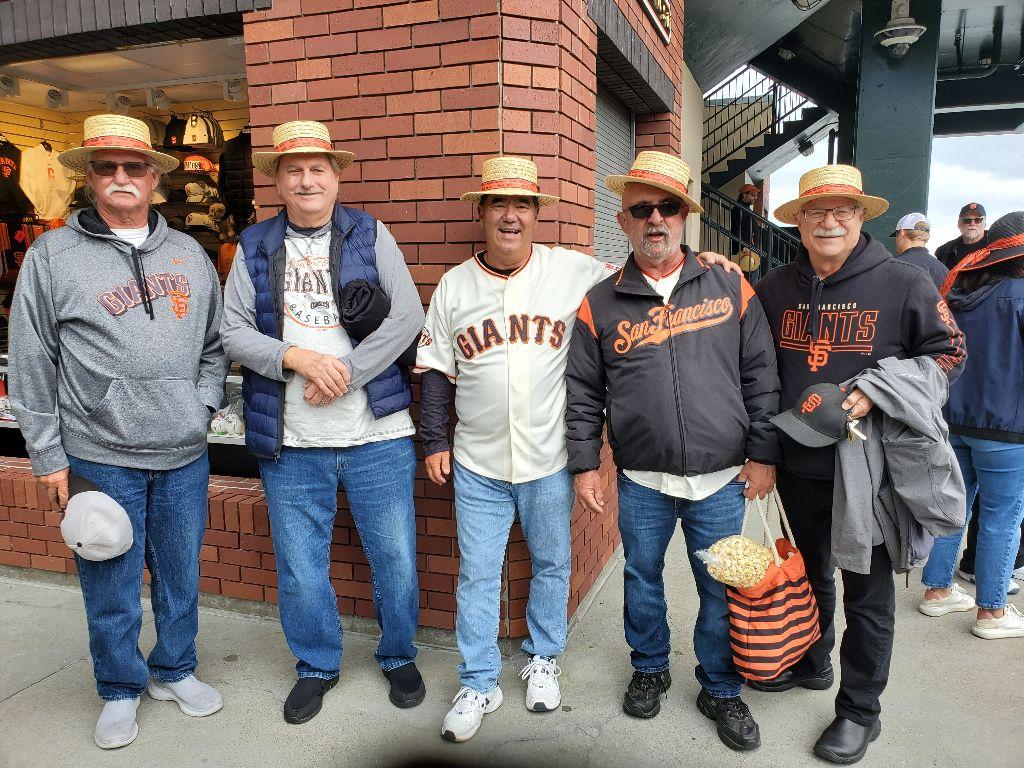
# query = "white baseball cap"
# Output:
<box><xmin>889</xmin><ymin>212</ymin><xmax>930</xmax><ymax>237</ymax></box>
<box><xmin>60</xmin><ymin>475</ymin><xmax>133</xmax><ymax>561</ymax></box>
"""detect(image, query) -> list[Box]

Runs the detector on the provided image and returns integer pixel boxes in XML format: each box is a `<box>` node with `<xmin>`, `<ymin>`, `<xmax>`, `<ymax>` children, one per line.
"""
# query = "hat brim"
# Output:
<box><xmin>958</xmin><ymin>247</ymin><xmax>1024</xmax><ymax>273</ymax></box>
<box><xmin>770</xmin><ymin>410</ymin><xmax>843</xmax><ymax>448</ymax></box>
<box><xmin>460</xmin><ymin>187</ymin><xmax>559</xmax><ymax>206</ymax></box>
<box><xmin>773</xmin><ymin>193</ymin><xmax>889</xmax><ymax>225</ymax></box>
<box><xmin>58</xmin><ymin>145</ymin><xmax>179</xmax><ymax>174</ymax></box>
<box><xmin>604</xmin><ymin>174</ymin><xmax>704</xmax><ymax>214</ymax></box>
<box><xmin>252</xmin><ymin>147</ymin><xmax>356</xmax><ymax>177</ymax></box>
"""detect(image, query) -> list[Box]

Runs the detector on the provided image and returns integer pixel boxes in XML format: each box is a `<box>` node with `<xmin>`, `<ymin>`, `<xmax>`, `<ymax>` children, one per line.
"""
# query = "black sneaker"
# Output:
<box><xmin>383</xmin><ymin>662</ymin><xmax>426</xmax><ymax>708</ymax></box>
<box><xmin>622</xmin><ymin>670</ymin><xmax>672</xmax><ymax>718</ymax></box>
<box><xmin>696</xmin><ymin>689</ymin><xmax>761</xmax><ymax>751</ymax></box>
<box><xmin>283</xmin><ymin>676</ymin><xmax>338</xmax><ymax>724</ymax></box>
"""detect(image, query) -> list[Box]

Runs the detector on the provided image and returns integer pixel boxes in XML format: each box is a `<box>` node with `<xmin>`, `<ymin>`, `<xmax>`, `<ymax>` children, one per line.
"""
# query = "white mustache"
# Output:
<box><xmin>644</xmin><ymin>225</ymin><xmax>669</xmax><ymax>238</ymax></box>
<box><xmin>812</xmin><ymin>225</ymin><xmax>847</xmax><ymax>237</ymax></box>
<box><xmin>105</xmin><ymin>182</ymin><xmax>141</xmax><ymax>199</ymax></box>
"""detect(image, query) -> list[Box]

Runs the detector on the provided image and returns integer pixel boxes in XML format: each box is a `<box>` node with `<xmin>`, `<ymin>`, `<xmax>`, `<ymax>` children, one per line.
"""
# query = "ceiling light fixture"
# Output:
<box><xmin>874</xmin><ymin>0</ymin><xmax>927</xmax><ymax>59</ymax></box>
<box><xmin>778</xmin><ymin>47</ymin><xmax>796</xmax><ymax>61</ymax></box>
<box><xmin>147</xmin><ymin>88</ymin><xmax>170</xmax><ymax>110</ymax></box>
<box><xmin>45</xmin><ymin>88</ymin><xmax>69</xmax><ymax>109</ymax></box>
<box><xmin>797</xmin><ymin>138</ymin><xmax>815</xmax><ymax>157</ymax></box>
<box><xmin>222</xmin><ymin>79</ymin><xmax>245</xmax><ymax>102</ymax></box>
<box><xmin>107</xmin><ymin>93</ymin><xmax>133</xmax><ymax>114</ymax></box>
<box><xmin>0</xmin><ymin>75</ymin><xmax>20</xmax><ymax>98</ymax></box>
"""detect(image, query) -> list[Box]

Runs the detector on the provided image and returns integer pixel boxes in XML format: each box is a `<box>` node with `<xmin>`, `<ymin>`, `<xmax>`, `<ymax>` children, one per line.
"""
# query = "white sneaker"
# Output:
<box><xmin>94</xmin><ymin>697</ymin><xmax>140</xmax><ymax>749</ymax></box>
<box><xmin>1013</xmin><ymin>565</ymin><xmax>1024</xmax><ymax>581</ymax></box>
<box><xmin>919</xmin><ymin>582</ymin><xmax>976</xmax><ymax>617</ymax></box>
<box><xmin>521</xmin><ymin>655</ymin><xmax>561</xmax><ymax>712</ymax></box>
<box><xmin>147</xmin><ymin>675</ymin><xmax>223</xmax><ymax>717</ymax></box>
<box><xmin>972</xmin><ymin>604</ymin><xmax>1024</xmax><ymax>639</ymax></box>
<box><xmin>441</xmin><ymin>686</ymin><xmax>503</xmax><ymax>742</ymax></box>
<box><xmin>1008</xmin><ymin>579</ymin><xmax>1021</xmax><ymax>597</ymax></box>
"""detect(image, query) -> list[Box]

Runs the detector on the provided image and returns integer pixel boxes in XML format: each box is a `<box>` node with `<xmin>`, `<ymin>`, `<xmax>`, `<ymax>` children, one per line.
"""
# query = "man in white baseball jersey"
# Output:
<box><xmin>417</xmin><ymin>156</ymin><xmax>737</xmax><ymax>743</ymax></box>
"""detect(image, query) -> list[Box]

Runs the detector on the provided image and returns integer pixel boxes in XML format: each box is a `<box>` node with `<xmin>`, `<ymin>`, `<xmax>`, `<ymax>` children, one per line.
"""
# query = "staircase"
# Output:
<box><xmin>702</xmin><ymin>66</ymin><xmax>836</xmax><ymax>189</ymax></box>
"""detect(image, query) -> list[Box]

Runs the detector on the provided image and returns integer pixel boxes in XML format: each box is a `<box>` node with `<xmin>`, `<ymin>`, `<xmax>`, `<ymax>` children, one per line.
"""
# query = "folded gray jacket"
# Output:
<box><xmin>832</xmin><ymin>356</ymin><xmax>966</xmax><ymax>574</ymax></box>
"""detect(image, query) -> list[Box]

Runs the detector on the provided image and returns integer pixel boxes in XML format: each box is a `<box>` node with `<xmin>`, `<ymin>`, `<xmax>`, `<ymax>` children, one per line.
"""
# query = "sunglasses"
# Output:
<box><xmin>960</xmin><ymin>217</ymin><xmax>984</xmax><ymax>224</ymax></box>
<box><xmin>628</xmin><ymin>201</ymin><xmax>685</xmax><ymax>220</ymax></box>
<box><xmin>89</xmin><ymin>160</ymin><xmax>154</xmax><ymax>178</ymax></box>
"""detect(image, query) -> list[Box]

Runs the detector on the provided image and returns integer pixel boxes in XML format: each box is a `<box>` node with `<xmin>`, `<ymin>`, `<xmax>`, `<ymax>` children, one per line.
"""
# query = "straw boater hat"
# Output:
<box><xmin>773</xmin><ymin>164</ymin><xmax>888</xmax><ymax>225</ymax></box>
<box><xmin>605</xmin><ymin>151</ymin><xmax>704</xmax><ymax>213</ymax></box>
<box><xmin>58</xmin><ymin>114</ymin><xmax>179</xmax><ymax>174</ymax></box>
<box><xmin>252</xmin><ymin>121</ymin><xmax>356</xmax><ymax>177</ymax></box>
<box><xmin>460</xmin><ymin>156</ymin><xmax>559</xmax><ymax>206</ymax></box>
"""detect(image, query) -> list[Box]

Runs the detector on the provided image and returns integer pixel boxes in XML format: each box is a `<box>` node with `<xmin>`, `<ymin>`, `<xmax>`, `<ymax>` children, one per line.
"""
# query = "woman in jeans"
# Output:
<box><xmin>918</xmin><ymin>211</ymin><xmax>1024</xmax><ymax>639</ymax></box>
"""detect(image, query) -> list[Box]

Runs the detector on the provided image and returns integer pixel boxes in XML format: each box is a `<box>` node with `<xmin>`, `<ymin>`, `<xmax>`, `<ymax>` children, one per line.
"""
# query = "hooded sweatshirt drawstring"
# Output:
<box><xmin>809</xmin><ymin>275</ymin><xmax>825</xmax><ymax>342</ymax></box>
<box><xmin>129</xmin><ymin>246</ymin><xmax>155</xmax><ymax>320</ymax></box>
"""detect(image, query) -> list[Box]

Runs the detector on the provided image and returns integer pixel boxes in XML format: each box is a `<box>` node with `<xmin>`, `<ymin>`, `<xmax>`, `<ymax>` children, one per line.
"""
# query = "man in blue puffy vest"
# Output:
<box><xmin>221</xmin><ymin>121</ymin><xmax>425</xmax><ymax>723</ymax></box>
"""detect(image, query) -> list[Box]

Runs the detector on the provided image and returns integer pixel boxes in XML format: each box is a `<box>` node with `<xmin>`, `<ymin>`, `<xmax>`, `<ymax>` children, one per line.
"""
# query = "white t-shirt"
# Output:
<box><xmin>623</xmin><ymin>260</ymin><xmax>744</xmax><ymax>501</ymax></box>
<box><xmin>111</xmin><ymin>226</ymin><xmax>149</xmax><ymax>247</ymax></box>
<box><xmin>280</xmin><ymin>225</ymin><xmax>414</xmax><ymax>447</ymax></box>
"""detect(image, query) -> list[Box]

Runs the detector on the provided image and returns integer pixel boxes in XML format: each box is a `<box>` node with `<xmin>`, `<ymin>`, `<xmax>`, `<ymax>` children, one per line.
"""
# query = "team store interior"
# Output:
<box><xmin>0</xmin><ymin>37</ymin><xmax>256</xmax><ymax>473</ymax></box>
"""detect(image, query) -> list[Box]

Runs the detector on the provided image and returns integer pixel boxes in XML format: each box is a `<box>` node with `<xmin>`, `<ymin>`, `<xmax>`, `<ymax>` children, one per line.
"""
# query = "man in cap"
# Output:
<box><xmin>936</xmin><ymin>203</ymin><xmax>988</xmax><ymax>269</ymax></box>
<box><xmin>753</xmin><ymin>165</ymin><xmax>965</xmax><ymax>764</ymax></box>
<box><xmin>731</xmin><ymin>183</ymin><xmax>762</xmax><ymax>264</ymax></box>
<box><xmin>417</xmin><ymin>155</ymin><xmax>742</xmax><ymax>742</ymax></box>
<box><xmin>8</xmin><ymin>114</ymin><xmax>228</xmax><ymax>749</ymax></box>
<box><xmin>889</xmin><ymin>212</ymin><xmax>947</xmax><ymax>290</ymax></box>
<box><xmin>220</xmin><ymin>120</ymin><xmax>425</xmax><ymax>723</ymax></box>
<box><xmin>566</xmin><ymin>150</ymin><xmax>780</xmax><ymax>752</ymax></box>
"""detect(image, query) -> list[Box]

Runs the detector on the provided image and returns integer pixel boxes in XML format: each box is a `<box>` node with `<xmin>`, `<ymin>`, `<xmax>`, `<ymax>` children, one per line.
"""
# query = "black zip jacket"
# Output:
<box><xmin>756</xmin><ymin>233</ymin><xmax>966</xmax><ymax>480</ymax></box>
<box><xmin>565</xmin><ymin>248</ymin><xmax>781</xmax><ymax>475</ymax></box>
<box><xmin>935</xmin><ymin>231</ymin><xmax>988</xmax><ymax>269</ymax></box>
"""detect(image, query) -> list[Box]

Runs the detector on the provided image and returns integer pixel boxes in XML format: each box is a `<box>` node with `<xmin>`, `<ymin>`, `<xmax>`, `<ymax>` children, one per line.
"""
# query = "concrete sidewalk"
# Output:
<box><xmin>1</xmin><ymin>533</ymin><xmax>1021</xmax><ymax>768</ymax></box>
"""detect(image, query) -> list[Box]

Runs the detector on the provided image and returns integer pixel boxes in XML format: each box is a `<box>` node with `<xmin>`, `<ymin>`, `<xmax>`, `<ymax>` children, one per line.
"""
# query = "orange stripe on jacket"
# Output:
<box><xmin>739</xmin><ymin>274</ymin><xmax>756</xmax><ymax>319</ymax></box>
<box><xmin>577</xmin><ymin>297</ymin><xmax>597</xmax><ymax>337</ymax></box>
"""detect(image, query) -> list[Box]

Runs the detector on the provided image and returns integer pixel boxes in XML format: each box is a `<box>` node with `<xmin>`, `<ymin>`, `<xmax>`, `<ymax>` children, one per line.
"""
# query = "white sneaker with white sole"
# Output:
<box><xmin>95</xmin><ymin>697</ymin><xmax>140</xmax><ymax>749</ymax></box>
<box><xmin>521</xmin><ymin>655</ymin><xmax>561</xmax><ymax>712</ymax></box>
<box><xmin>441</xmin><ymin>685</ymin><xmax>503</xmax><ymax>742</ymax></box>
<box><xmin>972</xmin><ymin>604</ymin><xmax>1024</xmax><ymax>640</ymax></box>
<box><xmin>919</xmin><ymin>582</ymin><xmax>976</xmax><ymax>617</ymax></box>
<box><xmin>147</xmin><ymin>675</ymin><xmax>223</xmax><ymax>717</ymax></box>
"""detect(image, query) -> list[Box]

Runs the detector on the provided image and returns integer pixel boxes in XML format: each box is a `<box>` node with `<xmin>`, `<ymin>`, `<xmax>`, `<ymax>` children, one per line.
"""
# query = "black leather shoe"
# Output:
<box><xmin>696</xmin><ymin>689</ymin><xmax>761</xmax><ymax>751</ymax></box>
<box><xmin>813</xmin><ymin>716</ymin><xmax>881</xmax><ymax>764</ymax></box>
<box><xmin>747</xmin><ymin>664</ymin><xmax>834</xmax><ymax>692</ymax></box>
<box><xmin>283</xmin><ymin>676</ymin><xmax>339</xmax><ymax>724</ymax></box>
<box><xmin>622</xmin><ymin>670</ymin><xmax>672</xmax><ymax>718</ymax></box>
<box><xmin>383</xmin><ymin>662</ymin><xmax>426</xmax><ymax>708</ymax></box>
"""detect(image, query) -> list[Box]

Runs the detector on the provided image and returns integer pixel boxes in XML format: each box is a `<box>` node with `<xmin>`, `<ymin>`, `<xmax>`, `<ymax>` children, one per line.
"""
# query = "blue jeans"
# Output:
<box><xmin>259</xmin><ymin>438</ymin><xmax>419</xmax><ymax>678</ymax></box>
<box><xmin>618</xmin><ymin>474</ymin><xmax>745</xmax><ymax>699</ymax></box>
<box><xmin>922</xmin><ymin>435</ymin><xmax>1024</xmax><ymax>609</ymax></box>
<box><xmin>453</xmin><ymin>462</ymin><xmax>573</xmax><ymax>693</ymax></box>
<box><xmin>67</xmin><ymin>453</ymin><xmax>210</xmax><ymax>701</ymax></box>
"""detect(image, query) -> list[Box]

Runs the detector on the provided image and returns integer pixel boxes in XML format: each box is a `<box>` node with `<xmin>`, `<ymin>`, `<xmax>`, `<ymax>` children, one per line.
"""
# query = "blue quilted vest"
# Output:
<box><xmin>239</xmin><ymin>204</ymin><xmax>412</xmax><ymax>459</ymax></box>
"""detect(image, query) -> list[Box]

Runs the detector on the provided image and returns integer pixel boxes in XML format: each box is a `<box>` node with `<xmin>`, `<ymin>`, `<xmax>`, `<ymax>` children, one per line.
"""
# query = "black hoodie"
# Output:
<box><xmin>756</xmin><ymin>233</ymin><xmax>966</xmax><ymax>480</ymax></box>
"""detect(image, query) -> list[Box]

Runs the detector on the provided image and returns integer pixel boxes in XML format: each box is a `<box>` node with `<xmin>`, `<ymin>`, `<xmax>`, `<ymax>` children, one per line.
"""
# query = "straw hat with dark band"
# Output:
<box><xmin>605</xmin><ymin>151</ymin><xmax>704</xmax><ymax>213</ymax></box>
<box><xmin>460</xmin><ymin>156</ymin><xmax>559</xmax><ymax>206</ymax></box>
<box><xmin>58</xmin><ymin>114</ymin><xmax>179</xmax><ymax>174</ymax></box>
<box><xmin>773</xmin><ymin>164</ymin><xmax>888</xmax><ymax>225</ymax></box>
<box><xmin>940</xmin><ymin>211</ymin><xmax>1024</xmax><ymax>297</ymax></box>
<box><xmin>252</xmin><ymin>121</ymin><xmax>356</xmax><ymax>177</ymax></box>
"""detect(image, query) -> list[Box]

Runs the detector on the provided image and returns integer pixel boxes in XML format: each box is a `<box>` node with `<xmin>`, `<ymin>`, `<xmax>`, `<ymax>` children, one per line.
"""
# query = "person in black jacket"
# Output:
<box><xmin>217</xmin><ymin>129</ymin><xmax>255</xmax><ymax>230</ymax></box>
<box><xmin>935</xmin><ymin>202</ymin><xmax>988</xmax><ymax>269</ymax></box>
<box><xmin>730</xmin><ymin>183</ymin><xmax>760</xmax><ymax>256</ymax></box>
<box><xmin>566</xmin><ymin>151</ymin><xmax>780</xmax><ymax>753</ymax></box>
<box><xmin>888</xmin><ymin>212</ymin><xmax>947</xmax><ymax>290</ymax></box>
<box><xmin>754</xmin><ymin>165</ymin><xmax>965</xmax><ymax>765</ymax></box>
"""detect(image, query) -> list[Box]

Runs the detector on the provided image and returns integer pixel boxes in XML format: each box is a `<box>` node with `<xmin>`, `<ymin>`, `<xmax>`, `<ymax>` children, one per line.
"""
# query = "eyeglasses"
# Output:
<box><xmin>960</xmin><ymin>217</ymin><xmax>984</xmax><ymax>225</ymax></box>
<box><xmin>89</xmin><ymin>160</ymin><xmax>154</xmax><ymax>178</ymax></box>
<box><xmin>627</xmin><ymin>201</ymin><xmax>686</xmax><ymax>220</ymax></box>
<box><xmin>800</xmin><ymin>205</ymin><xmax>861</xmax><ymax>223</ymax></box>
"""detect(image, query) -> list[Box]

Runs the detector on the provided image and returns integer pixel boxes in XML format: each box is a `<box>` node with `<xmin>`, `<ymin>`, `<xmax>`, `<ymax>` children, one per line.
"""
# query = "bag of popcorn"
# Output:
<box><xmin>696</xmin><ymin>535</ymin><xmax>772</xmax><ymax>588</ymax></box>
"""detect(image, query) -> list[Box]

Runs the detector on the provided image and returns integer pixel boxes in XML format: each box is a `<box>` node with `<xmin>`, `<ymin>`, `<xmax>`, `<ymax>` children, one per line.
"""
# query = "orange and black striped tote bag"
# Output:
<box><xmin>727</xmin><ymin>491</ymin><xmax>821</xmax><ymax>682</ymax></box>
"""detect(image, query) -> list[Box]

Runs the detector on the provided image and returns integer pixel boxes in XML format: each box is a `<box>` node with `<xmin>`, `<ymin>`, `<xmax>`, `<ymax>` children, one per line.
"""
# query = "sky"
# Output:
<box><xmin>768</xmin><ymin>133</ymin><xmax>1024</xmax><ymax>248</ymax></box>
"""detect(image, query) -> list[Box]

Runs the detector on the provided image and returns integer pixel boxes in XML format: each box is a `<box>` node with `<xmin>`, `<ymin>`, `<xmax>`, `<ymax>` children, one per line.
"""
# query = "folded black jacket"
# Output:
<box><xmin>340</xmin><ymin>279</ymin><xmax>417</xmax><ymax>368</ymax></box>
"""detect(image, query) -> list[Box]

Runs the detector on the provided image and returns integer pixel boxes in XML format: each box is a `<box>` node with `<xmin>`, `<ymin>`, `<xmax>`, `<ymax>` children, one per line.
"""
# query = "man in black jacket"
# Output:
<box><xmin>566</xmin><ymin>151</ymin><xmax>780</xmax><ymax>753</ymax></box>
<box><xmin>754</xmin><ymin>165</ymin><xmax>965</xmax><ymax>765</ymax></box>
<box><xmin>889</xmin><ymin>212</ymin><xmax>947</xmax><ymax>290</ymax></box>
<box><xmin>935</xmin><ymin>202</ymin><xmax>988</xmax><ymax>269</ymax></box>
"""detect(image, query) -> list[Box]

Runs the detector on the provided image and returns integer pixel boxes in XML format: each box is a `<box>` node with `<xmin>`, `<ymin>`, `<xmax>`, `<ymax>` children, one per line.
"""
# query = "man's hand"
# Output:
<box><xmin>303</xmin><ymin>379</ymin><xmax>337</xmax><ymax>406</ymax></box>
<box><xmin>40</xmin><ymin>468</ymin><xmax>70</xmax><ymax>510</ymax></box>
<box><xmin>842</xmin><ymin>388</ymin><xmax>874</xmax><ymax>420</ymax></box>
<box><xmin>574</xmin><ymin>470</ymin><xmax>605</xmax><ymax>515</ymax></box>
<box><xmin>425</xmin><ymin>451</ymin><xmax>451</xmax><ymax>485</ymax></box>
<box><xmin>284</xmin><ymin>347</ymin><xmax>350</xmax><ymax>399</ymax></box>
<box><xmin>737</xmin><ymin>460</ymin><xmax>775</xmax><ymax>500</ymax></box>
<box><xmin>696</xmin><ymin>250</ymin><xmax>743</xmax><ymax>275</ymax></box>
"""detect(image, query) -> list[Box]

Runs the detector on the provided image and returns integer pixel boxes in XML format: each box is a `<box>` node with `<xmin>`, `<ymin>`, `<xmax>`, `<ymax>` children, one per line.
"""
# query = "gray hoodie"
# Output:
<box><xmin>832</xmin><ymin>356</ymin><xmax>967</xmax><ymax>574</ymax></box>
<box><xmin>8</xmin><ymin>207</ymin><xmax>227</xmax><ymax>475</ymax></box>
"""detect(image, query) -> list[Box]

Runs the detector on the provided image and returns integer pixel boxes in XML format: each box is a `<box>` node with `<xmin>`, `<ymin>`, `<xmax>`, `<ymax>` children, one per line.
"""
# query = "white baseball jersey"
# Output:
<box><xmin>416</xmin><ymin>244</ymin><xmax>617</xmax><ymax>483</ymax></box>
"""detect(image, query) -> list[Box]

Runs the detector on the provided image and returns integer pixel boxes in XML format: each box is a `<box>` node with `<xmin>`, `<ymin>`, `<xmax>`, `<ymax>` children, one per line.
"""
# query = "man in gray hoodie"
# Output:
<box><xmin>8</xmin><ymin>114</ymin><xmax>227</xmax><ymax>750</ymax></box>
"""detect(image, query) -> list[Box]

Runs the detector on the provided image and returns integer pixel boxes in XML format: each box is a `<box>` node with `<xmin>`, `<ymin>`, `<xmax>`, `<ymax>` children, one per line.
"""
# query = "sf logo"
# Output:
<box><xmin>807</xmin><ymin>339</ymin><xmax>832</xmax><ymax>372</ymax></box>
<box><xmin>801</xmin><ymin>394</ymin><xmax>822</xmax><ymax>414</ymax></box>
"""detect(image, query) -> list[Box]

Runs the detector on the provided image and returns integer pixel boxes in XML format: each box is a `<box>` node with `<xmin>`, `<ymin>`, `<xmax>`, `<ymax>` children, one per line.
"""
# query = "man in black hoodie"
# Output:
<box><xmin>753</xmin><ymin>165</ymin><xmax>965</xmax><ymax>765</ymax></box>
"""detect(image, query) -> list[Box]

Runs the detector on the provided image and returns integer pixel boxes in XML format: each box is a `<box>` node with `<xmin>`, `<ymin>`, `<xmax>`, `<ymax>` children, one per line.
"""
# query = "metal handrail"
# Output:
<box><xmin>699</xmin><ymin>184</ymin><xmax>801</xmax><ymax>283</ymax></box>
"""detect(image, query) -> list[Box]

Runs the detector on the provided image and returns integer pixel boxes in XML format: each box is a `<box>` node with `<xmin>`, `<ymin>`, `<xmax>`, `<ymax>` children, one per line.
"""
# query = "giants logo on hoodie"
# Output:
<box><xmin>97</xmin><ymin>273</ymin><xmax>191</xmax><ymax>317</ymax></box>
<box><xmin>779</xmin><ymin>302</ymin><xmax>878</xmax><ymax>371</ymax></box>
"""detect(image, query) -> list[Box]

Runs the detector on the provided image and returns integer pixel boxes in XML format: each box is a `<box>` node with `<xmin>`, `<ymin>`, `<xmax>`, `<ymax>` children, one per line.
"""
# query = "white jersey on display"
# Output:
<box><xmin>20</xmin><ymin>144</ymin><xmax>75</xmax><ymax>220</ymax></box>
<box><xmin>416</xmin><ymin>244</ymin><xmax>616</xmax><ymax>483</ymax></box>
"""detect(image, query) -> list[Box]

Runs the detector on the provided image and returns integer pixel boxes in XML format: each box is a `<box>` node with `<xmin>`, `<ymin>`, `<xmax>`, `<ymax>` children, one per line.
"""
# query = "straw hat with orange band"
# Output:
<box><xmin>252</xmin><ymin>120</ymin><xmax>356</xmax><ymax>177</ymax></box>
<box><xmin>773</xmin><ymin>165</ymin><xmax>888</xmax><ymax>225</ymax></box>
<box><xmin>940</xmin><ymin>211</ymin><xmax>1024</xmax><ymax>297</ymax></box>
<box><xmin>58</xmin><ymin>114</ymin><xmax>179</xmax><ymax>174</ymax></box>
<box><xmin>460</xmin><ymin>156</ymin><xmax>560</xmax><ymax>206</ymax></box>
<box><xmin>605</xmin><ymin>151</ymin><xmax>704</xmax><ymax>213</ymax></box>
